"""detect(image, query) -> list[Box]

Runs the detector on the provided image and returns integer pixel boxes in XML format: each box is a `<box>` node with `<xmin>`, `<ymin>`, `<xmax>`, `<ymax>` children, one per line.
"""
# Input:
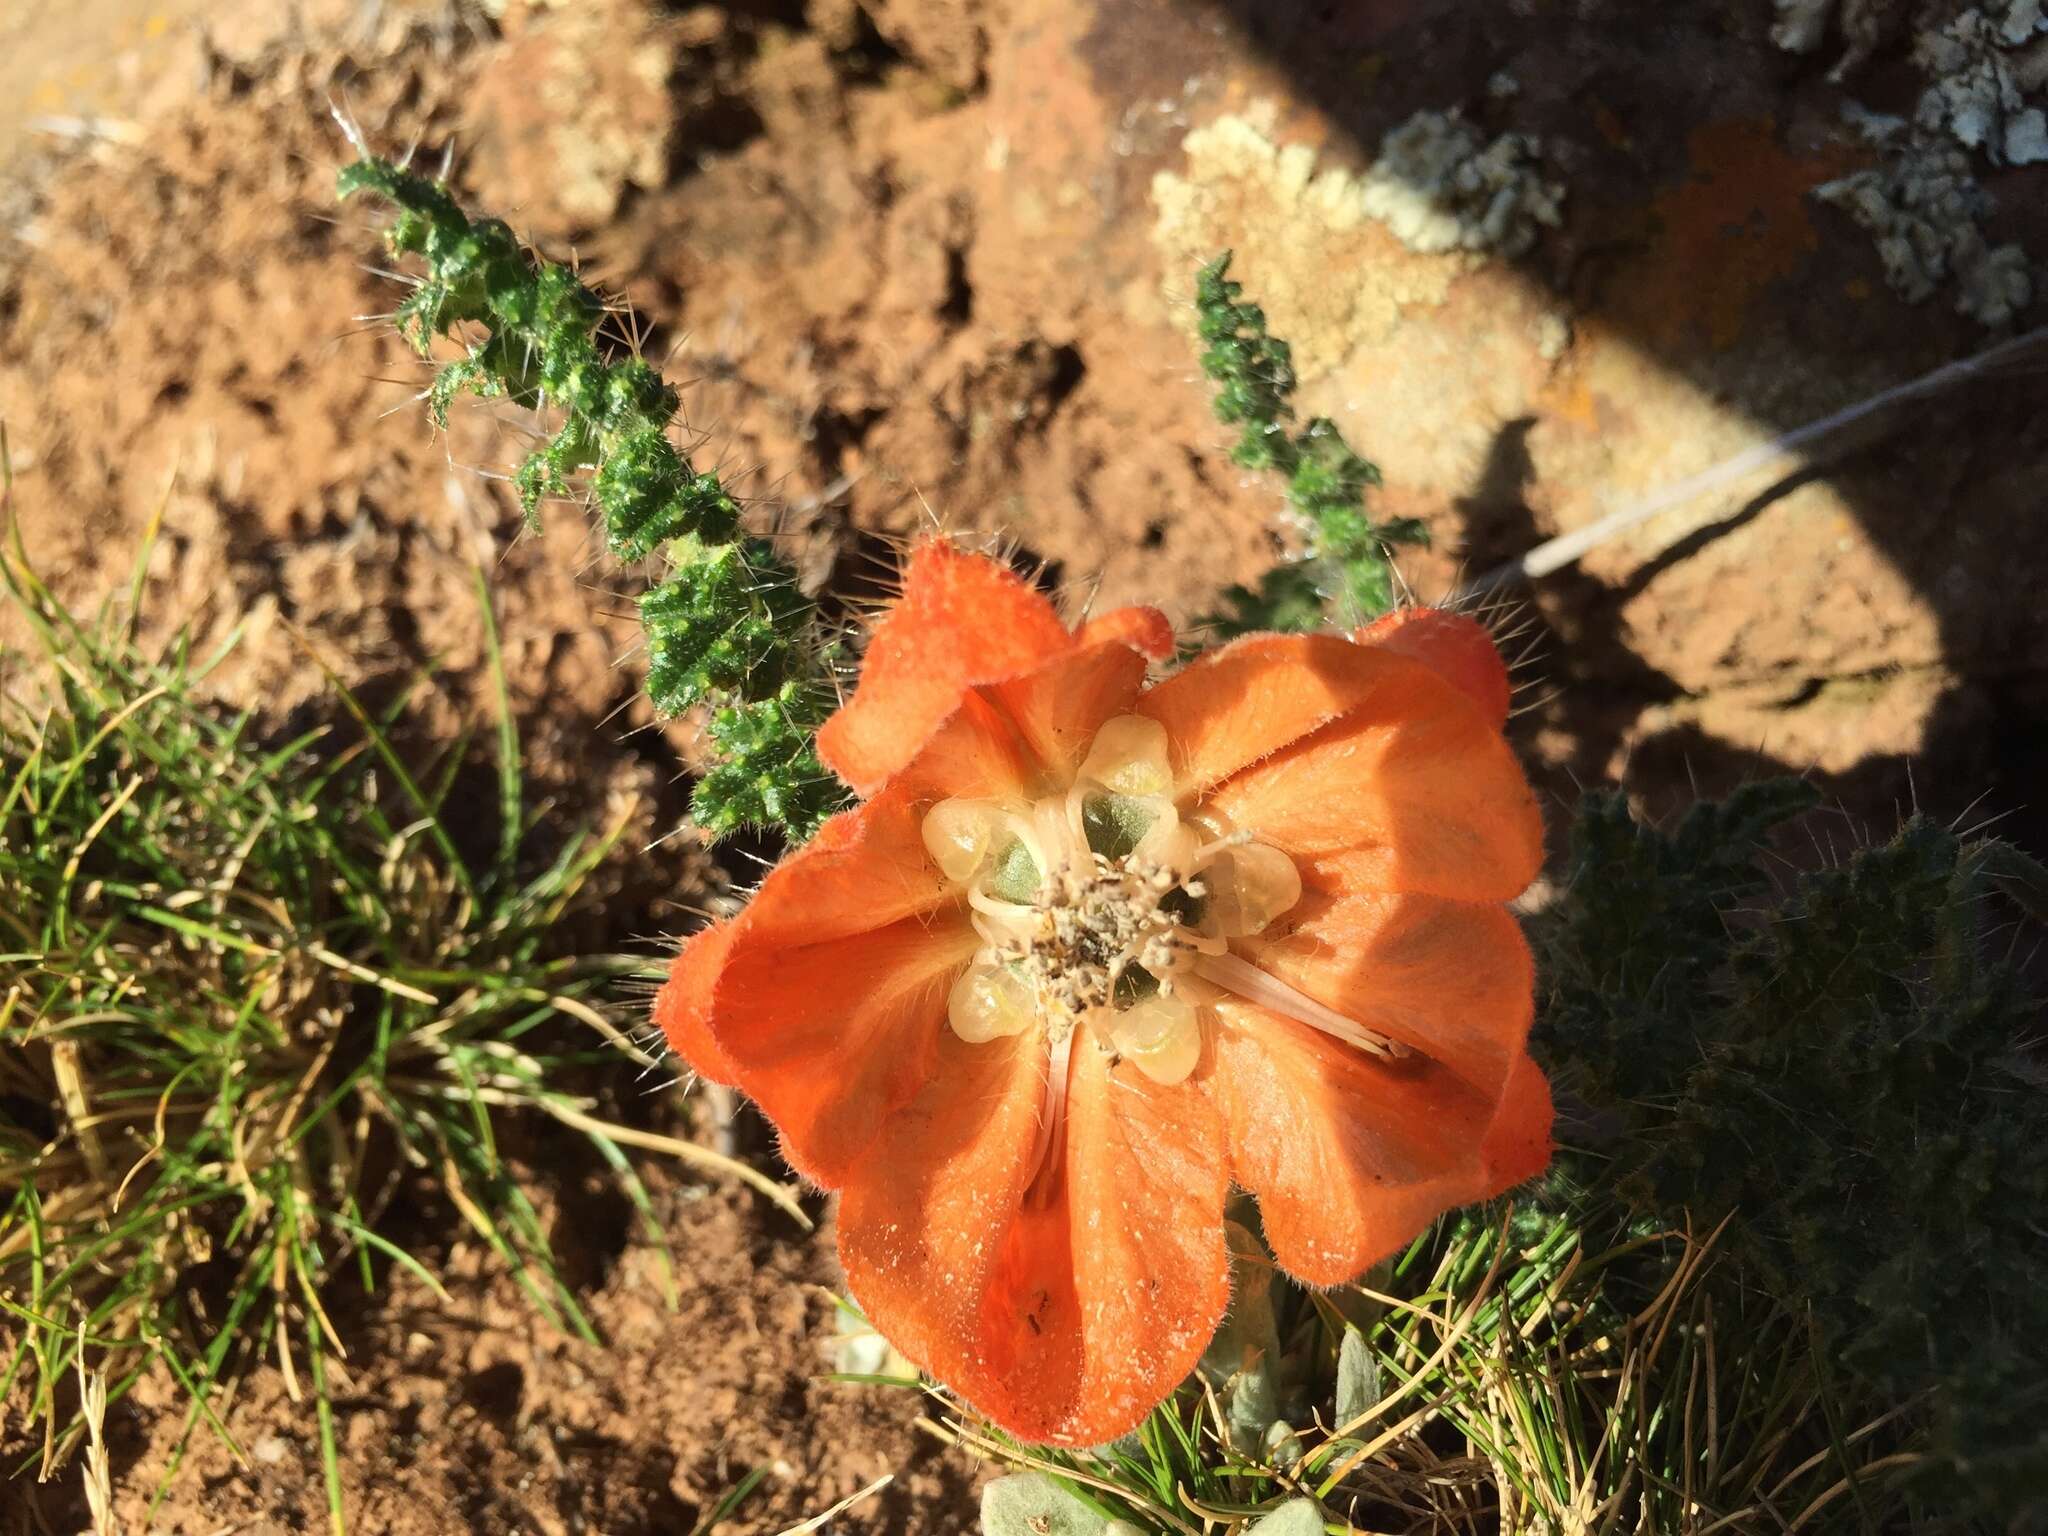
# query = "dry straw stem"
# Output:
<box><xmin>74</xmin><ymin>1329</ymin><xmax>113</xmax><ymax>1536</ymax></box>
<box><xmin>0</xmin><ymin>446</ymin><xmax>798</xmax><ymax>1524</ymax></box>
<box><xmin>770</xmin><ymin>1473</ymin><xmax>895</xmax><ymax>1535</ymax></box>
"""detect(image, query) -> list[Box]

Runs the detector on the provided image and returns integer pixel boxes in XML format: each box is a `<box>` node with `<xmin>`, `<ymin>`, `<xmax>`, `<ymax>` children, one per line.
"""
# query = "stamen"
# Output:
<box><xmin>924</xmin><ymin>715</ymin><xmax>1347</xmax><ymax>1155</ymax></box>
<box><xmin>1195</xmin><ymin>952</ymin><xmax>1414</xmax><ymax>1061</ymax></box>
<box><xmin>966</xmin><ymin>887</ymin><xmax>1034</xmax><ymax>923</ymax></box>
<box><xmin>1035</xmin><ymin>796</ymin><xmax>1087</xmax><ymax>879</ymax></box>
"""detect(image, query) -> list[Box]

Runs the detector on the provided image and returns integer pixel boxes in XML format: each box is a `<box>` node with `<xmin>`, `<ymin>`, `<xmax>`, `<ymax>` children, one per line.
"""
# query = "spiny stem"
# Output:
<box><xmin>337</xmin><ymin>155</ymin><xmax>847</xmax><ymax>840</ymax></box>
<box><xmin>1193</xmin><ymin>253</ymin><xmax>1425</xmax><ymax>634</ymax></box>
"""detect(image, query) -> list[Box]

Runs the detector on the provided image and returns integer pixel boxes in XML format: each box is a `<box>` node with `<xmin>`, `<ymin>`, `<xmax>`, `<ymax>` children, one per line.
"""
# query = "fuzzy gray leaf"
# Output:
<box><xmin>1247</xmin><ymin>1498</ymin><xmax>1326</xmax><ymax>1535</ymax></box>
<box><xmin>980</xmin><ymin>1472</ymin><xmax>1110</xmax><ymax>1536</ymax></box>
<box><xmin>1335</xmin><ymin>1325</ymin><xmax>1382</xmax><ymax>1427</ymax></box>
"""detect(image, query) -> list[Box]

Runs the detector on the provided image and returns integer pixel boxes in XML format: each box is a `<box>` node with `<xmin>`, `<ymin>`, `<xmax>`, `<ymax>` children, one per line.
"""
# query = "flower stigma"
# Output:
<box><xmin>921</xmin><ymin>714</ymin><xmax>1412</xmax><ymax>1204</ymax></box>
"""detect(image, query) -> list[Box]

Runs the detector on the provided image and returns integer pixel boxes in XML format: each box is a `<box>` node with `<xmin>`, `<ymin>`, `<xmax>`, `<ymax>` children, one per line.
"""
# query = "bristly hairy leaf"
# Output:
<box><xmin>1531</xmin><ymin>785</ymin><xmax>2048</xmax><ymax>1523</ymax></box>
<box><xmin>338</xmin><ymin>156</ymin><xmax>846</xmax><ymax>840</ymax></box>
<box><xmin>1192</xmin><ymin>254</ymin><xmax>1424</xmax><ymax>635</ymax></box>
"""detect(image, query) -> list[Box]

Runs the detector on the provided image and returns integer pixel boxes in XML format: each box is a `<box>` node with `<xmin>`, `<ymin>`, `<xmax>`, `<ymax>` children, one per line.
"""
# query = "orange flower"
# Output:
<box><xmin>656</xmin><ymin>541</ymin><xmax>1551</xmax><ymax>1446</ymax></box>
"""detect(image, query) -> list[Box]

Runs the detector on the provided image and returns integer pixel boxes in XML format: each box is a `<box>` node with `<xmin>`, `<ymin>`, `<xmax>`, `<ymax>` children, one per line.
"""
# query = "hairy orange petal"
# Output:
<box><xmin>652</xmin><ymin>920</ymin><xmax>741</xmax><ymax>1085</ymax></box>
<box><xmin>735</xmin><ymin>785</ymin><xmax>958</xmax><ymax>951</ymax></box>
<box><xmin>1235</xmin><ymin>890</ymin><xmax>1534</xmax><ymax>1097</ymax></box>
<box><xmin>712</xmin><ymin>910</ymin><xmax>977</xmax><ymax>1185</ymax></box>
<box><xmin>1075</xmin><ymin>605</ymin><xmax>1175</xmax><ymax>661</ymax></box>
<box><xmin>1356</xmin><ymin>607</ymin><xmax>1512</xmax><ymax>730</ymax></box>
<box><xmin>1049</xmin><ymin>1045</ymin><xmax>1229</xmax><ymax>1445</ymax></box>
<box><xmin>1209</xmin><ymin>1001</ymin><xmax>1546</xmax><ymax>1286</ymax></box>
<box><xmin>837</xmin><ymin>1029</ymin><xmax>1058</xmax><ymax>1422</ymax></box>
<box><xmin>1137</xmin><ymin>633</ymin><xmax>1430</xmax><ymax>800</ymax></box>
<box><xmin>884</xmin><ymin>691</ymin><xmax>1039</xmax><ymax>804</ymax></box>
<box><xmin>1482</xmin><ymin>1050</ymin><xmax>1555</xmax><ymax>1189</ymax></box>
<box><xmin>840</xmin><ymin>1034</ymin><xmax>1228</xmax><ymax>1445</ymax></box>
<box><xmin>1202</xmin><ymin>672</ymin><xmax>1543</xmax><ymax>902</ymax></box>
<box><xmin>818</xmin><ymin>541</ymin><xmax>1073</xmax><ymax>796</ymax></box>
<box><xmin>979</xmin><ymin>639</ymin><xmax>1151</xmax><ymax>789</ymax></box>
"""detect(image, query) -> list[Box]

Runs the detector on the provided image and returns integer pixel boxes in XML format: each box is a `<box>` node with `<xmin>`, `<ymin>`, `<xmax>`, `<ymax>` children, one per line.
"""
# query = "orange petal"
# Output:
<box><xmin>1481</xmin><ymin>1049</ymin><xmax>1555</xmax><ymax>1190</ymax></box>
<box><xmin>711</xmin><ymin>909</ymin><xmax>979</xmax><ymax>1185</ymax></box>
<box><xmin>1049</xmin><ymin>1044</ymin><xmax>1230</xmax><ymax>1445</ymax></box>
<box><xmin>818</xmin><ymin>540</ymin><xmax>1073</xmax><ymax>796</ymax></box>
<box><xmin>1076</xmin><ymin>605</ymin><xmax>1175</xmax><ymax>661</ymax></box>
<box><xmin>734</xmin><ymin>784</ymin><xmax>959</xmax><ymax>951</ymax></box>
<box><xmin>885</xmin><ymin>691</ymin><xmax>1040</xmax><ymax>804</ymax></box>
<box><xmin>979</xmin><ymin>639</ymin><xmax>1151</xmax><ymax>789</ymax></box>
<box><xmin>837</xmin><ymin>1029</ymin><xmax>1062</xmax><ymax>1423</ymax></box>
<box><xmin>1234</xmin><ymin>890</ymin><xmax>1533</xmax><ymax>1097</ymax></box>
<box><xmin>840</xmin><ymin>1035</ymin><xmax>1229</xmax><ymax>1446</ymax></box>
<box><xmin>1201</xmin><ymin>661</ymin><xmax>1544</xmax><ymax>903</ymax></box>
<box><xmin>1356</xmin><ymin>607</ymin><xmax>1512</xmax><ymax>730</ymax></box>
<box><xmin>1137</xmin><ymin>633</ymin><xmax>1431</xmax><ymax>801</ymax></box>
<box><xmin>1209</xmin><ymin>1000</ymin><xmax>1548</xmax><ymax>1286</ymax></box>
<box><xmin>652</xmin><ymin>920</ymin><xmax>741</xmax><ymax>1085</ymax></box>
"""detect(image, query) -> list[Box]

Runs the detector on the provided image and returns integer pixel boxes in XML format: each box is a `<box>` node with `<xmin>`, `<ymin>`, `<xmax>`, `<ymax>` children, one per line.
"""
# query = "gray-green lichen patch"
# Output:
<box><xmin>1799</xmin><ymin>5</ymin><xmax>2044</xmax><ymax>325</ymax></box>
<box><xmin>1358</xmin><ymin>108</ymin><xmax>1565</xmax><ymax>259</ymax></box>
<box><xmin>1914</xmin><ymin>11</ymin><xmax>2048</xmax><ymax>165</ymax></box>
<box><xmin>1815</xmin><ymin>137</ymin><xmax>2034</xmax><ymax>325</ymax></box>
<box><xmin>1770</xmin><ymin>0</ymin><xmax>1908</xmax><ymax>77</ymax></box>
<box><xmin>1999</xmin><ymin>0</ymin><xmax>2046</xmax><ymax>44</ymax></box>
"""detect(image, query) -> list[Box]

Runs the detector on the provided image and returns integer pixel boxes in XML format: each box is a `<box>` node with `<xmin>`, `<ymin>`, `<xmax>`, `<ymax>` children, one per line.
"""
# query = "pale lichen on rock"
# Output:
<box><xmin>1999</xmin><ymin>0</ymin><xmax>2047</xmax><ymax>44</ymax></box>
<box><xmin>1913</xmin><ymin>10</ymin><xmax>2048</xmax><ymax>165</ymax></box>
<box><xmin>1150</xmin><ymin>103</ymin><xmax>1564</xmax><ymax>380</ymax></box>
<box><xmin>1814</xmin><ymin>136</ymin><xmax>2034</xmax><ymax>324</ymax></box>
<box><xmin>1357</xmin><ymin>108</ymin><xmax>1565</xmax><ymax>259</ymax></box>
<box><xmin>1771</xmin><ymin>0</ymin><xmax>1837</xmax><ymax>54</ymax></box>
<box><xmin>1150</xmin><ymin>104</ymin><xmax>1461</xmax><ymax>379</ymax></box>
<box><xmin>1769</xmin><ymin>0</ymin><xmax>1909</xmax><ymax>77</ymax></box>
<box><xmin>1794</xmin><ymin>5</ymin><xmax>2044</xmax><ymax>324</ymax></box>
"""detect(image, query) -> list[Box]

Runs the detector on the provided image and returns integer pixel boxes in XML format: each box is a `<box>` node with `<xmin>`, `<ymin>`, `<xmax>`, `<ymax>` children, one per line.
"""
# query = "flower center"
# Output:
<box><xmin>921</xmin><ymin>714</ymin><xmax>1408</xmax><ymax>1204</ymax></box>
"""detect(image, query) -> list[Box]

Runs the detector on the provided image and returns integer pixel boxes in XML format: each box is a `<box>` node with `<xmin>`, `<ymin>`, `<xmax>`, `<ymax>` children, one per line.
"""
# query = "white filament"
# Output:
<box><xmin>1195</xmin><ymin>952</ymin><xmax>1412</xmax><ymax>1061</ymax></box>
<box><xmin>1025</xmin><ymin>1028</ymin><xmax>1076</xmax><ymax>1208</ymax></box>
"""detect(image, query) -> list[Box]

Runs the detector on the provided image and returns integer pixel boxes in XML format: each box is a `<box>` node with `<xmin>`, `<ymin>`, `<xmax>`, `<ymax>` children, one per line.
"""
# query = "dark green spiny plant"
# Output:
<box><xmin>1193</xmin><ymin>254</ymin><xmax>1427</xmax><ymax>634</ymax></box>
<box><xmin>336</xmin><ymin>153</ymin><xmax>846</xmax><ymax>840</ymax></box>
<box><xmin>1531</xmin><ymin>784</ymin><xmax>2048</xmax><ymax>1524</ymax></box>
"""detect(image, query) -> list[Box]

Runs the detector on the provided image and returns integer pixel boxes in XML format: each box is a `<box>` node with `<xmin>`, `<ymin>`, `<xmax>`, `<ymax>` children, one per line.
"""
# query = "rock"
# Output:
<box><xmin>462</xmin><ymin>0</ymin><xmax>678</xmax><ymax>237</ymax></box>
<box><xmin>864</xmin><ymin>0</ymin><xmax>989</xmax><ymax>92</ymax></box>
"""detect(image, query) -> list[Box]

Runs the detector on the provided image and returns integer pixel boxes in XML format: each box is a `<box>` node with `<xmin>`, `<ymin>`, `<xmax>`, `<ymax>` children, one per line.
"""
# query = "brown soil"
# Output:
<box><xmin>3</xmin><ymin>0</ymin><xmax>2045</xmax><ymax>1530</ymax></box>
<box><xmin>11</xmin><ymin>1165</ymin><xmax>977</xmax><ymax>1534</ymax></box>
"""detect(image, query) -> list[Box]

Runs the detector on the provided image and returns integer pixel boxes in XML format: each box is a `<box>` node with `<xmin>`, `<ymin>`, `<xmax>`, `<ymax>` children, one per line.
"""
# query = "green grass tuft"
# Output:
<box><xmin>0</xmin><ymin>476</ymin><xmax>795</xmax><ymax>1524</ymax></box>
<box><xmin>932</xmin><ymin>779</ymin><xmax>2047</xmax><ymax>1533</ymax></box>
<box><xmin>940</xmin><ymin>1206</ymin><xmax>1913</xmax><ymax>1534</ymax></box>
<box><xmin>1533</xmin><ymin>786</ymin><xmax>2048</xmax><ymax>1523</ymax></box>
